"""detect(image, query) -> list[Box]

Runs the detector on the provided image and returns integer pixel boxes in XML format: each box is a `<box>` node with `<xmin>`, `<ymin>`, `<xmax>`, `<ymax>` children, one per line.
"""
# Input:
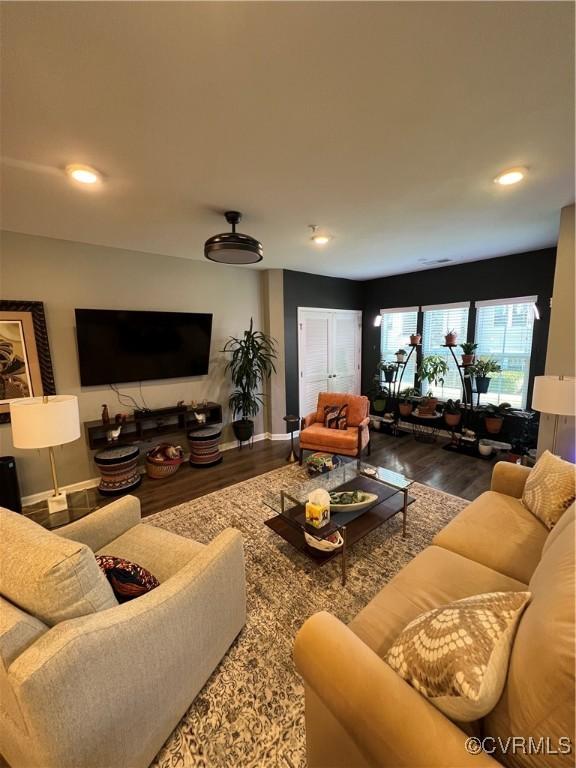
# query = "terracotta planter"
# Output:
<box><xmin>484</xmin><ymin>416</ymin><xmax>503</xmax><ymax>434</ymax></box>
<box><xmin>444</xmin><ymin>333</ymin><xmax>458</xmax><ymax>346</ymax></box>
<box><xmin>419</xmin><ymin>397</ymin><xmax>438</xmax><ymax>415</ymax></box>
<box><xmin>410</xmin><ymin>334</ymin><xmax>421</xmax><ymax>345</ymax></box>
<box><xmin>399</xmin><ymin>402</ymin><xmax>413</xmax><ymax>417</ymax></box>
<box><xmin>461</xmin><ymin>354</ymin><xmax>475</xmax><ymax>366</ymax></box>
<box><xmin>444</xmin><ymin>412</ymin><xmax>462</xmax><ymax>428</ymax></box>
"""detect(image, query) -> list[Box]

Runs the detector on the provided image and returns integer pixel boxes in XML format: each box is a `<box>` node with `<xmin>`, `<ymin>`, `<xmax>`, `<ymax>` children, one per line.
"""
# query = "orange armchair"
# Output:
<box><xmin>299</xmin><ymin>392</ymin><xmax>371</xmax><ymax>464</ymax></box>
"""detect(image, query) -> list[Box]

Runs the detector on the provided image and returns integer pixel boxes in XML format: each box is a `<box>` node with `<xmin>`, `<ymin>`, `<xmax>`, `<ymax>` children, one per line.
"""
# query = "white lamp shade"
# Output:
<box><xmin>532</xmin><ymin>376</ymin><xmax>576</xmax><ymax>417</ymax></box>
<box><xmin>10</xmin><ymin>395</ymin><xmax>81</xmax><ymax>449</ymax></box>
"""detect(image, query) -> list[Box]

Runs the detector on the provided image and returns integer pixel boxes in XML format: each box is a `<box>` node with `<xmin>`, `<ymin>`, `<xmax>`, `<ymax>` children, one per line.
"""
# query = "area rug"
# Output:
<box><xmin>148</xmin><ymin>463</ymin><xmax>467</xmax><ymax>768</ymax></box>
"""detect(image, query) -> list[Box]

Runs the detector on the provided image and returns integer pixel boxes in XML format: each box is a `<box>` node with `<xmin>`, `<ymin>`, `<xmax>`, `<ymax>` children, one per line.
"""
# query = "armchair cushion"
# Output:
<box><xmin>0</xmin><ymin>509</ymin><xmax>118</xmax><ymax>627</ymax></box>
<box><xmin>315</xmin><ymin>392</ymin><xmax>369</xmax><ymax>428</ymax></box>
<box><xmin>300</xmin><ymin>424</ymin><xmax>361</xmax><ymax>451</ymax></box>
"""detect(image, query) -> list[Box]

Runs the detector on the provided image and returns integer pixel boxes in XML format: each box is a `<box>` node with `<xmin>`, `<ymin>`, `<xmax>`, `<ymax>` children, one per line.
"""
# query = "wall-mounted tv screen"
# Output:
<box><xmin>75</xmin><ymin>309</ymin><xmax>213</xmax><ymax>386</ymax></box>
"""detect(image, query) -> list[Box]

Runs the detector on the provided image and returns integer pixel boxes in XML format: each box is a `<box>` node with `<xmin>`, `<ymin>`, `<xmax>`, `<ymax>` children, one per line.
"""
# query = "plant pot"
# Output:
<box><xmin>232</xmin><ymin>419</ymin><xmax>254</xmax><ymax>442</ymax></box>
<box><xmin>370</xmin><ymin>418</ymin><xmax>381</xmax><ymax>431</ymax></box>
<box><xmin>384</xmin><ymin>370</ymin><xmax>395</xmax><ymax>383</ymax></box>
<box><xmin>373</xmin><ymin>398</ymin><xmax>387</xmax><ymax>413</ymax></box>
<box><xmin>410</xmin><ymin>334</ymin><xmax>421</xmax><ymax>345</ymax></box>
<box><xmin>475</xmin><ymin>376</ymin><xmax>491</xmax><ymax>394</ymax></box>
<box><xmin>419</xmin><ymin>397</ymin><xmax>438</xmax><ymax>415</ymax></box>
<box><xmin>396</xmin><ymin>354</ymin><xmax>406</xmax><ymax>363</ymax></box>
<box><xmin>484</xmin><ymin>416</ymin><xmax>503</xmax><ymax>435</ymax></box>
<box><xmin>478</xmin><ymin>440</ymin><xmax>493</xmax><ymax>457</ymax></box>
<box><xmin>444</xmin><ymin>333</ymin><xmax>458</xmax><ymax>346</ymax></box>
<box><xmin>444</xmin><ymin>412</ymin><xmax>462</xmax><ymax>428</ymax></box>
<box><xmin>399</xmin><ymin>402</ymin><xmax>413</xmax><ymax>417</ymax></box>
<box><xmin>461</xmin><ymin>354</ymin><xmax>475</xmax><ymax>366</ymax></box>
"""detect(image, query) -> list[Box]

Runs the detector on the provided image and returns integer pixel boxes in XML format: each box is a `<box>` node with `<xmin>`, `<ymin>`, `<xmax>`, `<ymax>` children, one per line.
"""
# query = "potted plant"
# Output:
<box><xmin>395</xmin><ymin>348</ymin><xmax>407</xmax><ymax>363</ymax></box>
<box><xmin>470</xmin><ymin>357</ymin><xmax>501</xmax><ymax>394</ymax></box>
<box><xmin>409</xmin><ymin>333</ymin><xmax>421</xmax><ymax>345</ymax></box>
<box><xmin>378</xmin><ymin>361</ymin><xmax>398</xmax><ymax>383</ymax></box>
<box><xmin>482</xmin><ymin>402</ymin><xmax>512</xmax><ymax>434</ymax></box>
<box><xmin>443</xmin><ymin>399</ymin><xmax>462</xmax><ymax>428</ymax></box>
<box><xmin>444</xmin><ymin>329</ymin><xmax>458</xmax><ymax>346</ymax></box>
<box><xmin>417</xmin><ymin>355</ymin><xmax>449</xmax><ymax>414</ymax></box>
<box><xmin>222</xmin><ymin>319</ymin><xmax>277</xmax><ymax>442</ymax></box>
<box><xmin>460</xmin><ymin>342</ymin><xmax>478</xmax><ymax>366</ymax></box>
<box><xmin>399</xmin><ymin>387</ymin><xmax>418</xmax><ymax>417</ymax></box>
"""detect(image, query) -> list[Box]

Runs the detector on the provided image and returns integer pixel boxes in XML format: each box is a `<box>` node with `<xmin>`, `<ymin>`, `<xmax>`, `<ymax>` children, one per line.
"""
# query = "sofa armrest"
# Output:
<box><xmin>8</xmin><ymin>528</ymin><xmax>246</xmax><ymax>768</ymax></box>
<box><xmin>56</xmin><ymin>495</ymin><xmax>141</xmax><ymax>552</ymax></box>
<box><xmin>301</xmin><ymin>412</ymin><xmax>318</xmax><ymax>430</ymax></box>
<box><xmin>490</xmin><ymin>462</ymin><xmax>532</xmax><ymax>498</ymax></box>
<box><xmin>294</xmin><ymin>612</ymin><xmax>498</xmax><ymax>768</ymax></box>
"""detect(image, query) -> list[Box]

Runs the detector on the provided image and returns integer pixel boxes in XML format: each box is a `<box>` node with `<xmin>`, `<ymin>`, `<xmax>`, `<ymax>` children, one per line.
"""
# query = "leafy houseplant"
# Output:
<box><xmin>395</xmin><ymin>348</ymin><xmax>407</xmax><ymax>363</ymax></box>
<box><xmin>483</xmin><ymin>402</ymin><xmax>512</xmax><ymax>435</ymax></box>
<box><xmin>470</xmin><ymin>357</ymin><xmax>501</xmax><ymax>394</ymax></box>
<box><xmin>445</xmin><ymin>329</ymin><xmax>458</xmax><ymax>346</ymax></box>
<box><xmin>378</xmin><ymin>360</ymin><xmax>398</xmax><ymax>383</ymax></box>
<box><xmin>443</xmin><ymin>398</ymin><xmax>462</xmax><ymax>428</ymax></box>
<box><xmin>460</xmin><ymin>342</ymin><xmax>478</xmax><ymax>366</ymax></box>
<box><xmin>418</xmin><ymin>355</ymin><xmax>449</xmax><ymax>414</ymax></box>
<box><xmin>222</xmin><ymin>319</ymin><xmax>277</xmax><ymax>442</ymax></box>
<box><xmin>399</xmin><ymin>386</ymin><xmax>419</xmax><ymax>417</ymax></box>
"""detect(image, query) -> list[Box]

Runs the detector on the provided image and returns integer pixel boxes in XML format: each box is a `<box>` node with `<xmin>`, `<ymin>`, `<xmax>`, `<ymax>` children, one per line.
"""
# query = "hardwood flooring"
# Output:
<box><xmin>25</xmin><ymin>431</ymin><xmax>496</xmax><ymax>524</ymax></box>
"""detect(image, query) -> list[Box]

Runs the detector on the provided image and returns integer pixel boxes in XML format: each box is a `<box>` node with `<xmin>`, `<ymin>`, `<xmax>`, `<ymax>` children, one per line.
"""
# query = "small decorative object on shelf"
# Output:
<box><xmin>460</xmin><ymin>342</ymin><xmax>478</xmax><ymax>366</ymax></box>
<box><xmin>145</xmin><ymin>443</ymin><xmax>185</xmax><ymax>479</ymax></box>
<box><xmin>106</xmin><ymin>424</ymin><xmax>123</xmax><ymax>443</ymax></box>
<box><xmin>305</xmin><ymin>488</ymin><xmax>331</xmax><ymax>529</ymax></box>
<box><xmin>409</xmin><ymin>333</ymin><xmax>421</xmax><ymax>345</ymax></box>
<box><xmin>193</xmin><ymin>411</ymin><xmax>207</xmax><ymax>424</ymax></box>
<box><xmin>101</xmin><ymin>404</ymin><xmax>110</xmax><ymax>425</ymax></box>
<box><xmin>306</xmin><ymin>452</ymin><xmax>340</xmax><ymax>476</ymax></box>
<box><xmin>444</xmin><ymin>329</ymin><xmax>458</xmax><ymax>346</ymax></box>
<box><xmin>395</xmin><ymin>348</ymin><xmax>407</xmax><ymax>363</ymax></box>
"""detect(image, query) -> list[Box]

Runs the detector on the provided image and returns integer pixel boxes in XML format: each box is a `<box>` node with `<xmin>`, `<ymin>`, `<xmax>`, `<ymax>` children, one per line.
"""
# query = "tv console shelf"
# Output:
<box><xmin>84</xmin><ymin>402</ymin><xmax>223</xmax><ymax>450</ymax></box>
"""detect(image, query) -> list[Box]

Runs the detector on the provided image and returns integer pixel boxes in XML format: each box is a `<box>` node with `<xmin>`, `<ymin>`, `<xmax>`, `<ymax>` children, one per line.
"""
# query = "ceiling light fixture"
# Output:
<box><xmin>494</xmin><ymin>167</ymin><xmax>527</xmax><ymax>186</ymax></box>
<box><xmin>65</xmin><ymin>164</ymin><xmax>102</xmax><ymax>185</ymax></box>
<box><xmin>204</xmin><ymin>211</ymin><xmax>263</xmax><ymax>265</ymax></box>
<box><xmin>309</xmin><ymin>225</ymin><xmax>331</xmax><ymax>246</ymax></box>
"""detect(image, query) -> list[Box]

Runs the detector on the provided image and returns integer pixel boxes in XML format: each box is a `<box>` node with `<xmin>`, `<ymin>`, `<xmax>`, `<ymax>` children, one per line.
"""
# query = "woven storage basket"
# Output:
<box><xmin>145</xmin><ymin>445</ymin><xmax>184</xmax><ymax>479</ymax></box>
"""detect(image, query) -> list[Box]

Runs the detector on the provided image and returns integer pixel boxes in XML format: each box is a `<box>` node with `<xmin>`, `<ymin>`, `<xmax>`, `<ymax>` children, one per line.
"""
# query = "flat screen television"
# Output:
<box><xmin>75</xmin><ymin>309</ymin><xmax>213</xmax><ymax>386</ymax></box>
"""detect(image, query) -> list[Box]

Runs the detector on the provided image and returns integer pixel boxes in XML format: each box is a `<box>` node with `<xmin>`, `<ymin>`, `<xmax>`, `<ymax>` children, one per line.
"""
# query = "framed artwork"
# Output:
<box><xmin>0</xmin><ymin>301</ymin><xmax>56</xmax><ymax>423</ymax></box>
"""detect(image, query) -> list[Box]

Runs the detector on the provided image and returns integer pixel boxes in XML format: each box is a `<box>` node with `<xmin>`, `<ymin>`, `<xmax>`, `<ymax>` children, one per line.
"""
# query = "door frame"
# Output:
<box><xmin>297</xmin><ymin>307</ymin><xmax>363</xmax><ymax>416</ymax></box>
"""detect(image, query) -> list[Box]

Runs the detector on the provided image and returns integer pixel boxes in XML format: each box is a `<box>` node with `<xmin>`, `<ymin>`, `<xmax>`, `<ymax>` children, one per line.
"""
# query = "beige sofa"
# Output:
<box><xmin>0</xmin><ymin>496</ymin><xmax>246</xmax><ymax>768</ymax></box>
<box><xmin>295</xmin><ymin>462</ymin><xmax>575</xmax><ymax>768</ymax></box>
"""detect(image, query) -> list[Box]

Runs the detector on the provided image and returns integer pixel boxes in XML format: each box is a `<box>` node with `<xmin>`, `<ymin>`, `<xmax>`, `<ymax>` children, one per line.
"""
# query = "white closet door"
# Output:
<box><xmin>298</xmin><ymin>310</ymin><xmax>331</xmax><ymax>416</ymax></box>
<box><xmin>331</xmin><ymin>311</ymin><xmax>362</xmax><ymax>394</ymax></box>
<box><xmin>298</xmin><ymin>308</ymin><xmax>362</xmax><ymax>416</ymax></box>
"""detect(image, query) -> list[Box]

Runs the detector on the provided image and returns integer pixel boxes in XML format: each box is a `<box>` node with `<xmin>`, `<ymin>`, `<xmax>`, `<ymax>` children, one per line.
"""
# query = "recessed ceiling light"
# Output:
<box><xmin>494</xmin><ymin>167</ymin><xmax>527</xmax><ymax>186</ymax></box>
<box><xmin>309</xmin><ymin>225</ymin><xmax>331</xmax><ymax>246</ymax></box>
<box><xmin>65</xmin><ymin>164</ymin><xmax>102</xmax><ymax>185</ymax></box>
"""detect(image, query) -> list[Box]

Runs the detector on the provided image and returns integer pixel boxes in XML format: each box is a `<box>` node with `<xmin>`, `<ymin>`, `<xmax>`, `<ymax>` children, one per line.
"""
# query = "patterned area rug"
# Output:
<box><xmin>148</xmin><ymin>463</ymin><xmax>467</xmax><ymax>768</ymax></box>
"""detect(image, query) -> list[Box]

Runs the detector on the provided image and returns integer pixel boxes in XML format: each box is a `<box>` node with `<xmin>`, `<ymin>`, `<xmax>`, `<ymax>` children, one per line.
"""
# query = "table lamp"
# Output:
<box><xmin>10</xmin><ymin>395</ymin><xmax>81</xmax><ymax>513</ymax></box>
<box><xmin>531</xmin><ymin>375</ymin><xmax>576</xmax><ymax>455</ymax></box>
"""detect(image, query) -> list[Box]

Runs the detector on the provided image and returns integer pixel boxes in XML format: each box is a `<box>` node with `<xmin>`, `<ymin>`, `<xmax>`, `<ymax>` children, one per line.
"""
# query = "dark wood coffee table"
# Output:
<box><xmin>264</xmin><ymin>461</ymin><xmax>415</xmax><ymax>585</ymax></box>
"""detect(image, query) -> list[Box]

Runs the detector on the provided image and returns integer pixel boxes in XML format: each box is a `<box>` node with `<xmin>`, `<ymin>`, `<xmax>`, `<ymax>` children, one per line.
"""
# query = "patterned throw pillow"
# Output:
<box><xmin>385</xmin><ymin>591</ymin><xmax>531</xmax><ymax>722</ymax></box>
<box><xmin>96</xmin><ymin>555</ymin><xmax>159</xmax><ymax>603</ymax></box>
<box><xmin>323</xmin><ymin>404</ymin><xmax>348</xmax><ymax>430</ymax></box>
<box><xmin>522</xmin><ymin>450</ymin><xmax>576</xmax><ymax>530</ymax></box>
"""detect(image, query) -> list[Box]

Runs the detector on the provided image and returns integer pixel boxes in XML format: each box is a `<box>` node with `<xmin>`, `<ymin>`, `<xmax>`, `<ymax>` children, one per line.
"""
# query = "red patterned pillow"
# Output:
<box><xmin>96</xmin><ymin>555</ymin><xmax>159</xmax><ymax>603</ymax></box>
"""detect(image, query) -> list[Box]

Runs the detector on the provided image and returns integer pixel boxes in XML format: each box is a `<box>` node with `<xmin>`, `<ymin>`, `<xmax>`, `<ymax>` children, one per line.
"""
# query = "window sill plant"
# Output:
<box><xmin>417</xmin><ymin>355</ymin><xmax>449</xmax><ymax>414</ymax></box>
<box><xmin>444</xmin><ymin>329</ymin><xmax>458</xmax><ymax>346</ymax></box>
<box><xmin>482</xmin><ymin>402</ymin><xmax>512</xmax><ymax>434</ymax></box>
<box><xmin>469</xmin><ymin>357</ymin><xmax>501</xmax><ymax>394</ymax></box>
<box><xmin>460</xmin><ymin>342</ymin><xmax>478</xmax><ymax>366</ymax></box>
<box><xmin>395</xmin><ymin>348</ymin><xmax>407</xmax><ymax>363</ymax></box>
<box><xmin>443</xmin><ymin>398</ymin><xmax>462</xmax><ymax>428</ymax></box>
<box><xmin>398</xmin><ymin>387</ymin><xmax>419</xmax><ymax>417</ymax></box>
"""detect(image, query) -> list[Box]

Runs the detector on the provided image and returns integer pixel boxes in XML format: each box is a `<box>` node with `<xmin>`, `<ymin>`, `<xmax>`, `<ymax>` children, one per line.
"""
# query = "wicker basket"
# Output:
<box><xmin>145</xmin><ymin>444</ymin><xmax>185</xmax><ymax>480</ymax></box>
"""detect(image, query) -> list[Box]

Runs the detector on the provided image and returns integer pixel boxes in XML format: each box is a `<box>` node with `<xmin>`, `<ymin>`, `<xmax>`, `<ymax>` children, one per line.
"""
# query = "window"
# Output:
<box><xmin>421</xmin><ymin>302</ymin><xmax>470</xmax><ymax>401</ymax></box>
<box><xmin>379</xmin><ymin>307</ymin><xmax>418</xmax><ymax>390</ymax></box>
<box><xmin>475</xmin><ymin>297</ymin><xmax>536</xmax><ymax>408</ymax></box>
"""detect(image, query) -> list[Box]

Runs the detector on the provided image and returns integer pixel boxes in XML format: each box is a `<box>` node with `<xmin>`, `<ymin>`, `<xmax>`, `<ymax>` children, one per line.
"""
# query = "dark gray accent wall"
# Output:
<box><xmin>283</xmin><ymin>270</ymin><xmax>363</xmax><ymax>417</ymax></box>
<box><xmin>361</xmin><ymin>248</ymin><xmax>557</xmax><ymax>404</ymax></box>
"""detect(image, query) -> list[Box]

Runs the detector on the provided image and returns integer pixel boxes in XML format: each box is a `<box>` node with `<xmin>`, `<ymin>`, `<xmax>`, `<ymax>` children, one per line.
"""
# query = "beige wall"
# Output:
<box><xmin>0</xmin><ymin>231</ymin><xmax>265</xmax><ymax>497</ymax></box>
<box><xmin>537</xmin><ymin>203</ymin><xmax>575</xmax><ymax>460</ymax></box>
<box><xmin>261</xmin><ymin>269</ymin><xmax>287</xmax><ymax>435</ymax></box>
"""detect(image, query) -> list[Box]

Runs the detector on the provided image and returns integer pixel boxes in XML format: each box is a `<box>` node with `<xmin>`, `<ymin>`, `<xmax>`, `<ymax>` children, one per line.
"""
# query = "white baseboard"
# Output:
<box><xmin>21</xmin><ymin>431</ymin><xmax>292</xmax><ymax>506</ymax></box>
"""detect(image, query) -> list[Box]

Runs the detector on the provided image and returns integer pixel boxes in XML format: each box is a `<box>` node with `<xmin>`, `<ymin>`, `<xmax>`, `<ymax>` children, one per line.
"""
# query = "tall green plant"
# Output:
<box><xmin>418</xmin><ymin>355</ymin><xmax>449</xmax><ymax>395</ymax></box>
<box><xmin>222</xmin><ymin>319</ymin><xmax>277</xmax><ymax>420</ymax></box>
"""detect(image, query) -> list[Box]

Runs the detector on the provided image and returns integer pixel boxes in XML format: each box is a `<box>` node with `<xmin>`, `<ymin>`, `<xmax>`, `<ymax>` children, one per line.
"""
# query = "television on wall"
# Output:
<box><xmin>75</xmin><ymin>309</ymin><xmax>213</xmax><ymax>386</ymax></box>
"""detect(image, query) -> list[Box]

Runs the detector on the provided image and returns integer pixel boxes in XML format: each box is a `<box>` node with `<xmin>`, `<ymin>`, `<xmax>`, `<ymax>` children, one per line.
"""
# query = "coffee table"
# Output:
<box><xmin>263</xmin><ymin>460</ymin><xmax>414</xmax><ymax>584</ymax></box>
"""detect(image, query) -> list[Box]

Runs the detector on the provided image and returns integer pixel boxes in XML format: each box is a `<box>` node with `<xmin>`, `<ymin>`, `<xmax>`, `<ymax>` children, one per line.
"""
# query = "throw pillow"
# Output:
<box><xmin>96</xmin><ymin>555</ymin><xmax>160</xmax><ymax>603</ymax></box>
<box><xmin>522</xmin><ymin>450</ymin><xmax>576</xmax><ymax>530</ymax></box>
<box><xmin>385</xmin><ymin>591</ymin><xmax>531</xmax><ymax>722</ymax></box>
<box><xmin>323</xmin><ymin>404</ymin><xmax>348</xmax><ymax>430</ymax></box>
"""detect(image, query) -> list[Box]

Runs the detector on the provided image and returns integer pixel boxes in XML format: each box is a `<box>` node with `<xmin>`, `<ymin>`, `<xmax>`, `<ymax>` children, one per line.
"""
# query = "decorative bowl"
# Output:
<box><xmin>328</xmin><ymin>491</ymin><xmax>378</xmax><ymax>512</ymax></box>
<box><xmin>304</xmin><ymin>530</ymin><xmax>344</xmax><ymax>552</ymax></box>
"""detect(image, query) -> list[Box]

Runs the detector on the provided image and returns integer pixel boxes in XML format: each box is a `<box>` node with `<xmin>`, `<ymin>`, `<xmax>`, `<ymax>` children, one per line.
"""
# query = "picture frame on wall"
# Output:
<box><xmin>0</xmin><ymin>300</ymin><xmax>56</xmax><ymax>423</ymax></box>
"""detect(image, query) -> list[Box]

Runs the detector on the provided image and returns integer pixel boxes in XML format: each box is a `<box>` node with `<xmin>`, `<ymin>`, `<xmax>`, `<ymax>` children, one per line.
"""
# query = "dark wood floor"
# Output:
<box><xmin>26</xmin><ymin>432</ymin><xmax>496</xmax><ymax>524</ymax></box>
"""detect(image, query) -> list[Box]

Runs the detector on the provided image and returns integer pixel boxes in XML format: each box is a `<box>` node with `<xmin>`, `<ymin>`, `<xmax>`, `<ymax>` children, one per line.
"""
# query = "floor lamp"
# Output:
<box><xmin>10</xmin><ymin>395</ymin><xmax>81</xmax><ymax>513</ymax></box>
<box><xmin>531</xmin><ymin>375</ymin><xmax>576</xmax><ymax>455</ymax></box>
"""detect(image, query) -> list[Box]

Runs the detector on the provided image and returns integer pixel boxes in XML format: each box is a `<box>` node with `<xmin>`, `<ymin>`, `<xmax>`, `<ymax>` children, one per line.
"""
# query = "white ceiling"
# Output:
<box><xmin>1</xmin><ymin>1</ymin><xmax>574</xmax><ymax>280</ymax></box>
